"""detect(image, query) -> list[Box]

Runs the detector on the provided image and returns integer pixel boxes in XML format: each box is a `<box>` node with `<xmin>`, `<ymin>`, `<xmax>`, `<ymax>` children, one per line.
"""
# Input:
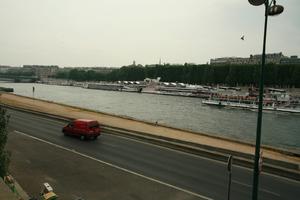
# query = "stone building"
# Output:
<box><xmin>23</xmin><ymin>65</ymin><xmax>59</xmax><ymax>80</ymax></box>
<box><xmin>210</xmin><ymin>52</ymin><xmax>298</xmax><ymax>65</ymax></box>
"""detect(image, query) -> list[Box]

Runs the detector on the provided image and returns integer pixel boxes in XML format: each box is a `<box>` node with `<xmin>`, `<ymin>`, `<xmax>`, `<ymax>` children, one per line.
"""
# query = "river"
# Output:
<box><xmin>1</xmin><ymin>82</ymin><xmax>300</xmax><ymax>152</ymax></box>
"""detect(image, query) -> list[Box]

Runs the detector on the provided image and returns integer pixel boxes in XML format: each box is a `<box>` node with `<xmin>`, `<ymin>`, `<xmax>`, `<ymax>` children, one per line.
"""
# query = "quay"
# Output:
<box><xmin>0</xmin><ymin>93</ymin><xmax>299</xmax><ymax>180</ymax></box>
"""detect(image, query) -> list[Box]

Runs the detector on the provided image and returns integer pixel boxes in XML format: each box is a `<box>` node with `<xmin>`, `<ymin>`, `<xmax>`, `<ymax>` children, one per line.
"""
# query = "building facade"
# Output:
<box><xmin>0</xmin><ymin>66</ymin><xmax>11</xmax><ymax>73</ymax></box>
<box><xmin>23</xmin><ymin>65</ymin><xmax>59</xmax><ymax>80</ymax></box>
<box><xmin>280</xmin><ymin>55</ymin><xmax>300</xmax><ymax>64</ymax></box>
<box><xmin>210</xmin><ymin>52</ymin><xmax>298</xmax><ymax>65</ymax></box>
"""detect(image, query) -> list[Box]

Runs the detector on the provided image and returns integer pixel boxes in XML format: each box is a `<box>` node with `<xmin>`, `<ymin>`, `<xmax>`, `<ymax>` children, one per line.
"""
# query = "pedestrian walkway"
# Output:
<box><xmin>0</xmin><ymin>177</ymin><xmax>29</xmax><ymax>200</ymax></box>
<box><xmin>0</xmin><ymin>179</ymin><xmax>18</xmax><ymax>200</ymax></box>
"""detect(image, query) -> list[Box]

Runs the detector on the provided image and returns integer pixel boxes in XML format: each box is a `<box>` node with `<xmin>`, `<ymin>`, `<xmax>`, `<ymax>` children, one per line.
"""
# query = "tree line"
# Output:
<box><xmin>53</xmin><ymin>64</ymin><xmax>300</xmax><ymax>88</ymax></box>
<box><xmin>0</xmin><ymin>70</ymin><xmax>35</xmax><ymax>77</ymax></box>
<box><xmin>0</xmin><ymin>107</ymin><xmax>10</xmax><ymax>178</ymax></box>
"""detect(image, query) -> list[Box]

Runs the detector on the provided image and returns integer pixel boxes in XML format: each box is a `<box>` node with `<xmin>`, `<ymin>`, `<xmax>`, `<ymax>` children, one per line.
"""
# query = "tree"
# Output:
<box><xmin>212</xmin><ymin>65</ymin><xmax>229</xmax><ymax>84</ymax></box>
<box><xmin>0</xmin><ymin>106</ymin><xmax>10</xmax><ymax>178</ymax></box>
<box><xmin>68</xmin><ymin>69</ymin><xmax>87</xmax><ymax>81</ymax></box>
<box><xmin>52</xmin><ymin>64</ymin><xmax>300</xmax><ymax>88</ymax></box>
<box><xmin>291</xmin><ymin>65</ymin><xmax>300</xmax><ymax>88</ymax></box>
<box><xmin>226</xmin><ymin>66</ymin><xmax>239</xmax><ymax>86</ymax></box>
<box><xmin>54</xmin><ymin>71</ymin><xmax>69</xmax><ymax>79</ymax></box>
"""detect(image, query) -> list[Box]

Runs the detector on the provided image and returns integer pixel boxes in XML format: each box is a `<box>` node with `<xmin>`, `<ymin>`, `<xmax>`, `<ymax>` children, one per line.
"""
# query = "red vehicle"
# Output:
<box><xmin>62</xmin><ymin>119</ymin><xmax>101</xmax><ymax>140</ymax></box>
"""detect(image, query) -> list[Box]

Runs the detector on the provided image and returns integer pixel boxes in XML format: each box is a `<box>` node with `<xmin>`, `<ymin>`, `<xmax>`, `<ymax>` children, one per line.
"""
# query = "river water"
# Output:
<box><xmin>1</xmin><ymin>83</ymin><xmax>300</xmax><ymax>152</ymax></box>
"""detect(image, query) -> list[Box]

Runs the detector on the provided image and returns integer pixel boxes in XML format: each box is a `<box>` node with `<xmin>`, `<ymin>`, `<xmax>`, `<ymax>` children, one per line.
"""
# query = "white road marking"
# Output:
<box><xmin>14</xmin><ymin>130</ymin><xmax>214</xmax><ymax>200</ymax></box>
<box><xmin>232</xmin><ymin>180</ymin><xmax>280</xmax><ymax>197</ymax></box>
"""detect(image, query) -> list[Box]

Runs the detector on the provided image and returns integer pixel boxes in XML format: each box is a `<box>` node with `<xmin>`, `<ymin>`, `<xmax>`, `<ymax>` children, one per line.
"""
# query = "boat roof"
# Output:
<box><xmin>268</xmin><ymin>88</ymin><xmax>286</xmax><ymax>93</ymax></box>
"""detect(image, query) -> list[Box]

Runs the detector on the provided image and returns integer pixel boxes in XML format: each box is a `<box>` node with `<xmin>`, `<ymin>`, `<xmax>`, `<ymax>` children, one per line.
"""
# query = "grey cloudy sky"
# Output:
<box><xmin>0</xmin><ymin>0</ymin><xmax>299</xmax><ymax>67</ymax></box>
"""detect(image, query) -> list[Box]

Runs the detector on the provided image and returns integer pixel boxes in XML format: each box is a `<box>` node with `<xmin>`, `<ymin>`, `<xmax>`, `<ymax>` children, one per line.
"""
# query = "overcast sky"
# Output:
<box><xmin>0</xmin><ymin>0</ymin><xmax>299</xmax><ymax>67</ymax></box>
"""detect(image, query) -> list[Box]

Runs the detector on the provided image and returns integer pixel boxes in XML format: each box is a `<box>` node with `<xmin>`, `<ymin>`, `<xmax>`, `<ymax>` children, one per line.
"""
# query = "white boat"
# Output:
<box><xmin>121</xmin><ymin>86</ymin><xmax>142</xmax><ymax>93</ymax></box>
<box><xmin>84</xmin><ymin>83</ymin><xmax>124</xmax><ymax>91</ymax></box>
<box><xmin>202</xmin><ymin>99</ymin><xmax>300</xmax><ymax>114</ymax></box>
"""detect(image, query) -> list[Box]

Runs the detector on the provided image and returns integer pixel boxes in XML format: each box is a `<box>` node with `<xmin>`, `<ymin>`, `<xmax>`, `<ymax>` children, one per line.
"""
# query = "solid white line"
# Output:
<box><xmin>14</xmin><ymin>130</ymin><xmax>214</xmax><ymax>200</ymax></box>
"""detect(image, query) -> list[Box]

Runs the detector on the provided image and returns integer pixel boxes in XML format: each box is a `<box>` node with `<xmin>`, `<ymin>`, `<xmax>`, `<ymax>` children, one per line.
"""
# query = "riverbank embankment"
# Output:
<box><xmin>1</xmin><ymin>93</ymin><xmax>299</xmax><ymax>176</ymax></box>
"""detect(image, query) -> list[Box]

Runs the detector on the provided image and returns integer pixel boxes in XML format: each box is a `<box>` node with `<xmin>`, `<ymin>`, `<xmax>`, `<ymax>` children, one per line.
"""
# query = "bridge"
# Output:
<box><xmin>0</xmin><ymin>74</ymin><xmax>38</xmax><ymax>82</ymax></box>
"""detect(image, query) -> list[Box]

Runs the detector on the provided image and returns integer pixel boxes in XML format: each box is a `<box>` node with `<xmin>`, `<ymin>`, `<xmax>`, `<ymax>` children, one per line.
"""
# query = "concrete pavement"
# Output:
<box><xmin>0</xmin><ymin>177</ymin><xmax>29</xmax><ymax>200</ymax></box>
<box><xmin>0</xmin><ymin>180</ymin><xmax>18</xmax><ymax>200</ymax></box>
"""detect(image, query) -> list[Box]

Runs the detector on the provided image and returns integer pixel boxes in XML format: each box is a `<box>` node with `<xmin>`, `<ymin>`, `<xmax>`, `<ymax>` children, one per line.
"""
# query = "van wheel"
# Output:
<box><xmin>93</xmin><ymin>136</ymin><xmax>98</xmax><ymax>140</ymax></box>
<box><xmin>80</xmin><ymin>135</ymin><xmax>85</xmax><ymax>140</ymax></box>
<box><xmin>63</xmin><ymin>131</ymin><xmax>68</xmax><ymax>136</ymax></box>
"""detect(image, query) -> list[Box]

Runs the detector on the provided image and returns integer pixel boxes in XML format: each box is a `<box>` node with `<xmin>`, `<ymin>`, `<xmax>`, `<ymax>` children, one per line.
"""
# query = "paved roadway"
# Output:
<box><xmin>7</xmin><ymin>108</ymin><xmax>300</xmax><ymax>200</ymax></box>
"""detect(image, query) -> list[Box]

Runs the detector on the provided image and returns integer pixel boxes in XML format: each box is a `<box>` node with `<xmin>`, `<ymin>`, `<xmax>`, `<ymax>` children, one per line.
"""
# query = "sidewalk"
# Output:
<box><xmin>0</xmin><ymin>179</ymin><xmax>18</xmax><ymax>200</ymax></box>
<box><xmin>1</xmin><ymin>93</ymin><xmax>299</xmax><ymax>166</ymax></box>
<box><xmin>0</xmin><ymin>177</ymin><xmax>29</xmax><ymax>200</ymax></box>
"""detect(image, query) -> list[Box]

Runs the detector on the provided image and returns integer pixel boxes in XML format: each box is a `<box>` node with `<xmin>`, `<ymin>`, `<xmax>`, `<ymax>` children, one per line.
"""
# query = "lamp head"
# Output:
<box><xmin>248</xmin><ymin>0</ymin><xmax>266</xmax><ymax>6</ymax></box>
<box><xmin>269</xmin><ymin>4</ymin><xmax>284</xmax><ymax>16</ymax></box>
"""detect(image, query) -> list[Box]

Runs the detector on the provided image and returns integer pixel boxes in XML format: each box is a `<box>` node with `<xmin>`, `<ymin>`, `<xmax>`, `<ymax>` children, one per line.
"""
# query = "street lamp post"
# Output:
<box><xmin>248</xmin><ymin>1</ymin><xmax>284</xmax><ymax>200</ymax></box>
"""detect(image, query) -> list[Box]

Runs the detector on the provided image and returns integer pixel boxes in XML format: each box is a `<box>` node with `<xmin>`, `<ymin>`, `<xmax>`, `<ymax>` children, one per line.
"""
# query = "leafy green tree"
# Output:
<box><xmin>212</xmin><ymin>65</ymin><xmax>229</xmax><ymax>84</ymax></box>
<box><xmin>225</xmin><ymin>66</ymin><xmax>239</xmax><ymax>86</ymax></box>
<box><xmin>252</xmin><ymin>65</ymin><xmax>260</xmax><ymax>87</ymax></box>
<box><xmin>0</xmin><ymin>107</ymin><xmax>10</xmax><ymax>178</ymax></box>
<box><xmin>205</xmin><ymin>66</ymin><xmax>215</xmax><ymax>84</ymax></box>
<box><xmin>277</xmin><ymin>65</ymin><xmax>293</xmax><ymax>87</ymax></box>
<box><xmin>53</xmin><ymin>64</ymin><xmax>300</xmax><ymax>88</ymax></box>
<box><xmin>144</xmin><ymin>65</ymin><xmax>158</xmax><ymax>79</ymax></box>
<box><xmin>291</xmin><ymin>65</ymin><xmax>300</xmax><ymax>87</ymax></box>
<box><xmin>54</xmin><ymin>71</ymin><xmax>69</xmax><ymax>79</ymax></box>
<box><xmin>264</xmin><ymin>65</ymin><xmax>276</xmax><ymax>86</ymax></box>
<box><xmin>69</xmin><ymin>69</ymin><xmax>86</xmax><ymax>81</ymax></box>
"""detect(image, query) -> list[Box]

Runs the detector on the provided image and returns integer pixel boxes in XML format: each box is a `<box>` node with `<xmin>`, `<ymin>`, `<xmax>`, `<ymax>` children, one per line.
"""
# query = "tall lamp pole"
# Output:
<box><xmin>248</xmin><ymin>1</ymin><xmax>284</xmax><ymax>200</ymax></box>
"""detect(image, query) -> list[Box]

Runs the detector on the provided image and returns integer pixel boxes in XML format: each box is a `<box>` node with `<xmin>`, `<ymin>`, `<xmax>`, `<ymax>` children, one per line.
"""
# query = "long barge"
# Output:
<box><xmin>202</xmin><ymin>99</ymin><xmax>300</xmax><ymax>113</ymax></box>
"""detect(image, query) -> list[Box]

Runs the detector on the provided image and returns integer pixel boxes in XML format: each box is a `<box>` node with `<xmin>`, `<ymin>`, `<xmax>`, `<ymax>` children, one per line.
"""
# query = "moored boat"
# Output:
<box><xmin>202</xmin><ymin>99</ymin><xmax>300</xmax><ymax>113</ymax></box>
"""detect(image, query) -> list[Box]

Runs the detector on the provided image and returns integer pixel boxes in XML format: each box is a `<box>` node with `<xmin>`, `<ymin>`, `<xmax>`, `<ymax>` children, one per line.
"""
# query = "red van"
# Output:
<box><xmin>62</xmin><ymin>119</ymin><xmax>101</xmax><ymax>140</ymax></box>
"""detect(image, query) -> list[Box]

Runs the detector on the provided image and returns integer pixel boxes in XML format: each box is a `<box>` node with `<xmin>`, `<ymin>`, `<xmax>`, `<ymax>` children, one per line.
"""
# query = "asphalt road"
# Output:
<box><xmin>6</xmin><ymin>108</ymin><xmax>300</xmax><ymax>200</ymax></box>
